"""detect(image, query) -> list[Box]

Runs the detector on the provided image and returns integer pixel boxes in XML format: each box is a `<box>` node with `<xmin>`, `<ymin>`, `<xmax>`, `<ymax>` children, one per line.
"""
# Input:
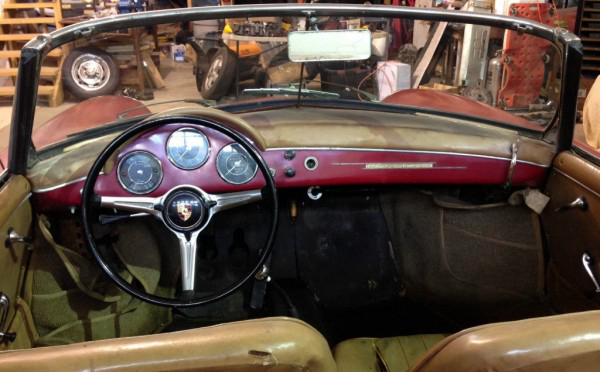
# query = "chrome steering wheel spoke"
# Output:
<box><xmin>164</xmin><ymin>188</ymin><xmax>262</xmax><ymax>298</ymax></box>
<box><xmin>98</xmin><ymin>187</ymin><xmax>264</xmax><ymax>299</ymax></box>
<box><xmin>207</xmin><ymin>189</ymin><xmax>263</xmax><ymax>214</ymax></box>
<box><xmin>174</xmin><ymin>230</ymin><xmax>201</xmax><ymax>297</ymax></box>
<box><xmin>99</xmin><ymin>195</ymin><xmax>162</xmax><ymax>218</ymax></box>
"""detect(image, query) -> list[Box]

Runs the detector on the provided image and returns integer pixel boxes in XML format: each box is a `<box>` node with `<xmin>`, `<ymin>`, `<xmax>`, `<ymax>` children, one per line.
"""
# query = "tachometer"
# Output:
<box><xmin>166</xmin><ymin>128</ymin><xmax>210</xmax><ymax>170</ymax></box>
<box><xmin>117</xmin><ymin>151</ymin><xmax>163</xmax><ymax>194</ymax></box>
<box><xmin>216</xmin><ymin>143</ymin><xmax>258</xmax><ymax>185</ymax></box>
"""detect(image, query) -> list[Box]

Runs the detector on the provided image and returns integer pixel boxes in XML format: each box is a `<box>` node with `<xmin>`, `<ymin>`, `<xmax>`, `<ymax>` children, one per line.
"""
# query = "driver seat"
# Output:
<box><xmin>1</xmin><ymin>312</ymin><xmax>600</xmax><ymax>371</ymax></box>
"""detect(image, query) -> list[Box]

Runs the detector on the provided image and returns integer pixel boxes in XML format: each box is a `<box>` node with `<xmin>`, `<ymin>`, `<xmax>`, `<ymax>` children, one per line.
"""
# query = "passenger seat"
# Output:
<box><xmin>335</xmin><ymin>311</ymin><xmax>600</xmax><ymax>371</ymax></box>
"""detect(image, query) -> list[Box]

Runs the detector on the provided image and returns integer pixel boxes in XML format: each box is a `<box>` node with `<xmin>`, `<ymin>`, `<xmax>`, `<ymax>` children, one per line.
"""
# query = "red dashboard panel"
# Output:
<box><xmin>34</xmin><ymin>124</ymin><xmax>549</xmax><ymax>210</ymax></box>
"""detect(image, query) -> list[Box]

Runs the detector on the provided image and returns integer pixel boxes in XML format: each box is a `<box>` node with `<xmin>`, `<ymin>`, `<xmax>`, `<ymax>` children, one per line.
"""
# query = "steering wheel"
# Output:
<box><xmin>81</xmin><ymin>115</ymin><xmax>278</xmax><ymax>307</ymax></box>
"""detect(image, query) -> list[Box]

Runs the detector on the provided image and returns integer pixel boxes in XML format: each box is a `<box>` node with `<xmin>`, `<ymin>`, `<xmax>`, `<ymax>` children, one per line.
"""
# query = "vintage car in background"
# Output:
<box><xmin>0</xmin><ymin>4</ymin><xmax>599</xmax><ymax>371</ymax></box>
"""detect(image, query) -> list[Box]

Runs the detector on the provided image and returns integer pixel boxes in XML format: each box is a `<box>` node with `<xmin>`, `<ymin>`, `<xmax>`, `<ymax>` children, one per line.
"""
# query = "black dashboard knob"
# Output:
<box><xmin>284</xmin><ymin>167</ymin><xmax>296</xmax><ymax>177</ymax></box>
<box><xmin>284</xmin><ymin>150</ymin><xmax>296</xmax><ymax>160</ymax></box>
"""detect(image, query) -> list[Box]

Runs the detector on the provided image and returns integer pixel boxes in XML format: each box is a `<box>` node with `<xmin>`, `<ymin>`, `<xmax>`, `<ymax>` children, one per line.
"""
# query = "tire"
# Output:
<box><xmin>201</xmin><ymin>47</ymin><xmax>237</xmax><ymax>100</ymax></box>
<box><xmin>254</xmin><ymin>68</ymin><xmax>268</xmax><ymax>88</ymax></box>
<box><xmin>62</xmin><ymin>47</ymin><xmax>120</xmax><ymax>100</ymax></box>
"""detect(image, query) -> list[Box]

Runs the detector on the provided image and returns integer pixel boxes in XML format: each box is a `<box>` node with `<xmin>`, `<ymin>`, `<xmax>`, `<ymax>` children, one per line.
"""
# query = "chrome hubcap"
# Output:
<box><xmin>205</xmin><ymin>55</ymin><xmax>223</xmax><ymax>89</ymax></box>
<box><xmin>71</xmin><ymin>53</ymin><xmax>111</xmax><ymax>91</ymax></box>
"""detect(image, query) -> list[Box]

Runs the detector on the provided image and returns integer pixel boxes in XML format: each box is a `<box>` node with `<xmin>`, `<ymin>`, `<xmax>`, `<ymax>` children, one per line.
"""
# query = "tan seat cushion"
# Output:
<box><xmin>333</xmin><ymin>334</ymin><xmax>446</xmax><ymax>372</ymax></box>
<box><xmin>411</xmin><ymin>311</ymin><xmax>600</xmax><ymax>371</ymax></box>
<box><xmin>0</xmin><ymin>317</ymin><xmax>337</xmax><ymax>371</ymax></box>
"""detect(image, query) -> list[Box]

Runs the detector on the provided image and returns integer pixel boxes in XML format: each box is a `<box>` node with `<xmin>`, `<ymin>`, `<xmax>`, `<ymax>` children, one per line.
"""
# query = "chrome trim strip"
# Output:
<box><xmin>331</xmin><ymin>162</ymin><xmax>466</xmax><ymax>170</ymax></box>
<box><xmin>553</xmin><ymin>168</ymin><xmax>600</xmax><ymax>199</ymax></box>
<box><xmin>33</xmin><ymin>146</ymin><xmax>551</xmax><ymax>194</ymax></box>
<box><xmin>32</xmin><ymin>176</ymin><xmax>89</xmax><ymax>193</ymax></box>
<box><xmin>265</xmin><ymin>147</ymin><xmax>550</xmax><ymax>168</ymax></box>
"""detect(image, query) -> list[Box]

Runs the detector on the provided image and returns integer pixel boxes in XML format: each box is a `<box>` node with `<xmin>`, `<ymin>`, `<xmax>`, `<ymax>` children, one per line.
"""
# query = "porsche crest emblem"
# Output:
<box><xmin>177</xmin><ymin>203</ymin><xmax>193</xmax><ymax>222</ymax></box>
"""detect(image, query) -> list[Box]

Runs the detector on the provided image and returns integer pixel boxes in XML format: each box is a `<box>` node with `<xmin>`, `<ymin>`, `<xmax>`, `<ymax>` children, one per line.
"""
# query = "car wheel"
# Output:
<box><xmin>254</xmin><ymin>67</ymin><xmax>268</xmax><ymax>87</ymax></box>
<box><xmin>201</xmin><ymin>47</ymin><xmax>236</xmax><ymax>100</ymax></box>
<box><xmin>62</xmin><ymin>47</ymin><xmax>120</xmax><ymax>100</ymax></box>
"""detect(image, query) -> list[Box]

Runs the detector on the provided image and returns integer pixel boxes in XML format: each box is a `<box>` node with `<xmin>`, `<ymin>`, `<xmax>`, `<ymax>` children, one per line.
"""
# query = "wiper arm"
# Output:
<box><xmin>243</xmin><ymin>86</ymin><xmax>340</xmax><ymax>99</ymax></box>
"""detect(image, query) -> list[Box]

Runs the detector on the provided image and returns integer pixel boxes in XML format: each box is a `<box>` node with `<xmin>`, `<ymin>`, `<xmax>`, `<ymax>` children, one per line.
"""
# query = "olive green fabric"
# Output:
<box><xmin>30</xmin><ymin>216</ymin><xmax>172</xmax><ymax>346</ymax></box>
<box><xmin>333</xmin><ymin>334</ymin><xmax>447</xmax><ymax>372</ymax></box>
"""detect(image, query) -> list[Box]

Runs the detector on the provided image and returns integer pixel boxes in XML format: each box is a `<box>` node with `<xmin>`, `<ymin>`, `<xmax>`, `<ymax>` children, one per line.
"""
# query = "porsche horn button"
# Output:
<box><xmin>165</xmin><ymin>191</ymin><xmax>206</xmax><ymax>230</ymax></box>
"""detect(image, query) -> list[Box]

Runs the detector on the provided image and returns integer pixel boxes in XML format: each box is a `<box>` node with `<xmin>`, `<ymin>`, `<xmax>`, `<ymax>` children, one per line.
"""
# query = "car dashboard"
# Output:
<box><xmin>27</xmin><ymin>106</ymin><xmax>555</xmax><ymax>210</ymax></box>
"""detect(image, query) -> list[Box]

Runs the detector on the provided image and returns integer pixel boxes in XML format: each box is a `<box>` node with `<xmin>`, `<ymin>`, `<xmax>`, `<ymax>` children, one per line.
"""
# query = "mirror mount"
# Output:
<box><xmin>307</xmin><ymin>15</ymin><xmax>318</xmax><ymax>31</ymax></box>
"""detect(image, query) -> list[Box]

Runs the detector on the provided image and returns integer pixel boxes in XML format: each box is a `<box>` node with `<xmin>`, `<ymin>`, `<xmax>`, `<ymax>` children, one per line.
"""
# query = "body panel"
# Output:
<box><xmin>0</xmin><ymin>175</ymin><xmax>34</xmax><ymax>350</ymax></box>
<box><xmin>543</xmin><ymin>151</ymin><xmax>600</xmax><ymax>313</ymax></box>
<box><xmin>382</xmin><ymin>89</ymin><xmax>540</xmax><ymax>130</ymax></box>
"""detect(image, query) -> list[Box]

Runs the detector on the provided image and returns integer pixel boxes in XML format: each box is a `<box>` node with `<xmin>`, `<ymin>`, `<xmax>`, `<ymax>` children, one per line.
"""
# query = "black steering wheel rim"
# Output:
<box><xmin>81</xmin><ymin>115</ymin><xmax>279</xmax><ymax>307</ymax></box>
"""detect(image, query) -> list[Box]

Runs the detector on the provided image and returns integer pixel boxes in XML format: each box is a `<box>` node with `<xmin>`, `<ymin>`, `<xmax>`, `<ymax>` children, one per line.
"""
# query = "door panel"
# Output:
<box><xmin>0</xmin><ymin>175</ymin><xmax>34</xmax><ymax>349</ymax></box>
<box><xmin>543</xmin><ymin>151</ymin><xmax>600</xmax><ymax>312</ymax></box>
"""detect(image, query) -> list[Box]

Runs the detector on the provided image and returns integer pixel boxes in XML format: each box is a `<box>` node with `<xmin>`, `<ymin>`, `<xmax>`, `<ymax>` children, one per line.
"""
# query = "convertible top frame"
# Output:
<box><xmin>7</xmin><ymin>4</ymin><xmax>583</xmax><ymax>175</ymax></box>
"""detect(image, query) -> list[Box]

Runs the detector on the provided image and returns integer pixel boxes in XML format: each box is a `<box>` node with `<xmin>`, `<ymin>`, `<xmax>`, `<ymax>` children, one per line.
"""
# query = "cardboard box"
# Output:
<box><xmin>377</xmin><ymin>61</ymin><xmax>411</xmax><ymax>100</ymax></box>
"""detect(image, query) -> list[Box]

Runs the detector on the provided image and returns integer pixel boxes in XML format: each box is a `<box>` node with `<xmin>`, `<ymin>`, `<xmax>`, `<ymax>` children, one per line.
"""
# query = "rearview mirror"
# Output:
<box><xmin>287</xmin><ymin>29</ymin><xmax>372</xmax><ymax>62</ymax></box>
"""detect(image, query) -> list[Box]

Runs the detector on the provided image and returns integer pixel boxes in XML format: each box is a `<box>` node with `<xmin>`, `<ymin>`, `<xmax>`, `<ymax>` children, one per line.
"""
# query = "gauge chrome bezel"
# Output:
<box><xmin>216</xmin><ymin>143</ymin><xmax>259</xmax><ymax>185</ymax></box>
<box><xmin>166</xmin><ymin>128</ymin><xmax>211</xmax><ymax>170</ymax></box>
<box><xmin>117</xmin><ymin>150</ymin><xmax>164</xmax><ymax>195</ymax></box>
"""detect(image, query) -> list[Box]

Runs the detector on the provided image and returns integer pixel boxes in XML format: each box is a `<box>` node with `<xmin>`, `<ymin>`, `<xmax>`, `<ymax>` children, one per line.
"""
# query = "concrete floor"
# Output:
<box><xmin>0</xmin><ymin>58</ymin><xmax>198</xmax><ymax>155</ymax></box>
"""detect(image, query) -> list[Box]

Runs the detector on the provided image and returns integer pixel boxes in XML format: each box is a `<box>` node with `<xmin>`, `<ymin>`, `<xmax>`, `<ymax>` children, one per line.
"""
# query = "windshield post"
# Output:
<box><xmin>555</xmin><ymin>39</ymin><xmax>583</xmax><ymax>152</ymax></box>
<box><xmin>8</xmin><ymin>40</ymin><xmax>45</xmax><ymax>175</ymax></box>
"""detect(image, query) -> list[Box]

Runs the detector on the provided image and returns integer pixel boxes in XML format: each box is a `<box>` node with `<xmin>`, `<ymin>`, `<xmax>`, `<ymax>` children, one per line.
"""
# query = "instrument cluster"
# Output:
<box><xmin>117</xmin><ymin>127</ymin><xmax>258</xmax><ymax>195</ymax></box>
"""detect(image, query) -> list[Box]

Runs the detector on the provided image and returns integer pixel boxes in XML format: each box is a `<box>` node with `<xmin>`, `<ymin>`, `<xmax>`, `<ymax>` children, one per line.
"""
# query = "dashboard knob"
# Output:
<box><xmin>284</xmin><ymin>150</ymin><xmax>296</xmax><ymax>160</ymax></box>
<box><xmin>284</xmin><ymin>167</ymin><xmax>296</xmax><ymax>177</ymax></box>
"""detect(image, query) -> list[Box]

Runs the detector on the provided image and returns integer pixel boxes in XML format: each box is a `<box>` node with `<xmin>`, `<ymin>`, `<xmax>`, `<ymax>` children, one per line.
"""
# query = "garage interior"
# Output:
<box><xmin>0</xmin><ymin>0</ymin><xmax>593</xmax><ymax>166</ymax></box>
<box><xmin>2</xmin><ymin>1</ymin><xmax>600</xmax><ymax>368</ymax></box>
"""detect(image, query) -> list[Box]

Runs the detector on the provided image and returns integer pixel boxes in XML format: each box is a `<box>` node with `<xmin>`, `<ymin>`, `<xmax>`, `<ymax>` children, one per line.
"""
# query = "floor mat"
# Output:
<box><xmin>379</xmin><ymin>189</ymin><xmax>551</xmax><ymax>329</ymax></box>
<box><xmin>29</xmin><ymin>216</ymin><xmax>172</xmax><ymax>345</ymax></box>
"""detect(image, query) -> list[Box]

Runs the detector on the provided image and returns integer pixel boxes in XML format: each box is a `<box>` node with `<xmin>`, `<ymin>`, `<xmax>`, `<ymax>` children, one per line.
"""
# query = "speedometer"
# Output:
<box><xmin>117</xmin><ymin>151</ymin><xmax>163</xmax><ymax>194</ymax></box>
<box><xmin>166</xmin><ymin>128</ymin><xmax>210</xmax><ymax>170</ymax></box>
<box><xmin>216</xmin><ymin>143</ymin><xmax>258</xmax><ymax>185</ymax></box>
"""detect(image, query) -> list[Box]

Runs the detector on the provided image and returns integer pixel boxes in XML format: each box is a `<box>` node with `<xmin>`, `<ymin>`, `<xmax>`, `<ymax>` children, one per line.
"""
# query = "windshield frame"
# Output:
<box><xmin>7</xmin><ymin>4</ymin><xmax>583</xmax><ymax>175</ymax></box>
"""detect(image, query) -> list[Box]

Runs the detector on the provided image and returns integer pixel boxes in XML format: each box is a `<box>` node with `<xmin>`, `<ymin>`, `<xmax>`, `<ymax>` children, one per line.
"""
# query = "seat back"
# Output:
<box><xmin>411</xmin><ymin>311</ymin><xmax>600</xmax><ymax>371</ymax></box>
<box><xmin>0</xmin><ymin>317</ymin><xmax>337</xmax><ymax>371</ymax></box>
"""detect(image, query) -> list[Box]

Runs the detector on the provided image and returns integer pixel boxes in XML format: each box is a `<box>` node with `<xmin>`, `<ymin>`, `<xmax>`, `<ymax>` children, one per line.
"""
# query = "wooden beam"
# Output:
<box><xmin>0</xmin><ymin>17</ymin><xmax>56</xmax><ymax>25</ymax></box>
<box><xmin>0</xmin><ymin>67</ymin><xmax>58</xmax><ymax>76</ymax></box>
<box><xmin>0</xmin><ymin>49</ymin><xmax>62</xmax><ymax>58</ymax></box>
<box><xmin>3</xmin><ymin>3</ymin><xmax>55</xmax><ymax>9</ymax></box>
<box><xmin>133</xmin><ymin>28</ymin><xmax>145</xmax><ymax>93</ymax></box>
<box><xmin>0</xmin><ymin>33</ymin><xmax>41</xmax><ymax>41</ymax></box>
<box><xmin>412</xmin><ymin>21</ymin><xmax>448</xmax><ymax>88</ymax></box>
<box><xmin>412</xmin><ymin>2</ymin><xmax>468</xmax><ymax>89</ymax></box>
<box><xmin>142</xmin><ymin>52</ymin><xmax>165</xmax><ymax>89</ymax></box>
<box><xmin>0</xmin><ymin>86</ymin><xmax>54</xmax><ymax>95</ymax></box>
